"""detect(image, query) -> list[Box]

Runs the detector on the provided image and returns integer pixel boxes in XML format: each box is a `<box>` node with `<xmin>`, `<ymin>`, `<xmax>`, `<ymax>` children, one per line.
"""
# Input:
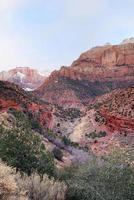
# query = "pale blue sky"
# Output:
<box><xmin>0</xmin><ymin>0</ymin><xmax>134</xmax><ymax>72</ymax></box>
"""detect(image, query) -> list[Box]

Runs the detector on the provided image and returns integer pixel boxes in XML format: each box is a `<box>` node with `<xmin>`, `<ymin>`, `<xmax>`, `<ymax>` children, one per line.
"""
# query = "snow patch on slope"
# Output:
<box><xmin>120</xmin><ymin>37</ymin><xmax>134</xmax><ymax>44</ymax></box>
<box><xmin>25</xmin><ymin>87</ymin><xmax>34</xmax><ymax>91</ymax></box>
<box><xmin>16</xmin><ymin>72</ymin><xmax>25</xmax><ymax>82</ymax></box>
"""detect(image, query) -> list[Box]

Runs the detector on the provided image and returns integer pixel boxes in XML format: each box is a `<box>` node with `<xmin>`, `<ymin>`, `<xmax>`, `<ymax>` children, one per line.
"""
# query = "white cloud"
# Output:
<box><xmin>0</xmin><ymin>0</ymin><xmax>32</xmax><ymax>70</ymax></box>
<box><xmin>0</xmin><ymin>0</ymin><xmax>109</xmax><ymax>71</ymax></box>
<box><xmin>0</xmin><ymin>0</ymin><xmax>133</xmax><ymax>71</ymax></box>
<box><xmin>0</xmin><ymin>32</ymin><xmax>31</xmax><ymax>70</ymax></box>
<box><xmin>0</xmin><ymin>0</ymin><xmax>26</xmax><ymax>12</ymax></box>
<box><xmin>63</xmin><ymin>0</ymin><xmax>107</xmax><ymax>19</ymax></box>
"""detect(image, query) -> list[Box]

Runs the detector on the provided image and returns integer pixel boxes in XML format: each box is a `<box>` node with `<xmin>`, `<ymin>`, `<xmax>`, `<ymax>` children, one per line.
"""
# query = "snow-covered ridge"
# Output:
<box><xmin>120</xmin><ymin>37</ymin><xmax>134</xmax><ymax>44</ymax></box>
<box><xmin>39</xmin><ymin>70</ymin><xmax>51</xmax><ymax>77</ymax></box>
<box><xmin>15</xmin><ymin>72</ymin><xmax>26</xmax><ymax>82</ymax></box>
<box><xmin>25</xmin><ymin>88</ymin><xmax>34</xmax><ymax>91</ymax></box>
<box><xmin>0</xmin><ymin>67</ymin><xmax>48</xmax><ymax>90</ymax></box>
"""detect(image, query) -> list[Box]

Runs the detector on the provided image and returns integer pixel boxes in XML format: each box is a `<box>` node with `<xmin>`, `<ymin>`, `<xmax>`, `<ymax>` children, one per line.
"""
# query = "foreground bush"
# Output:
<box><xmin>0</xmin><ymin>124</ymin><xmax>55</xmax><ymax>177</ymax></box>
<box><xmin>0</xmin><ymin>162</ymin><xmax>67</xmax><ymax>200</ymax></box>
<box><xmin>22</xmin><ymin>174</ymin><xmax>67</xmax><ymax>200</ymax></box>
<box><xmin>66</xmin><ymin>148</ymin><xmax>134</xmax><ymax>200</ymax></box>
<box><xmin>0</xmin><ymin>162</ymin><xmax>27</xmax><ymax>200</ymax></box>
<box><xmin>52</xmin><ymin>147</ymin><xmax>63</xmax><ymax>161</ymax></box>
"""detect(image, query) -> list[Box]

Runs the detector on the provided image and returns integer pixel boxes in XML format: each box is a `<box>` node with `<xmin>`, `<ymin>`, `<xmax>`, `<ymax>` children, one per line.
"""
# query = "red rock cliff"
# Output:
<box><xmin>35</xmin><ymin>40</ymin><xmax>134</xmax><ymax>107</ymax></box>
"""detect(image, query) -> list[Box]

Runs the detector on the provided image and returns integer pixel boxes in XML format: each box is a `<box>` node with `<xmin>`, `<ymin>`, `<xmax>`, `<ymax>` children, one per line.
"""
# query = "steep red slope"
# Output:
<box><xmin>92</xmin><ymin>87</ymin><xmax>134</xmax><ymax>153</ymax></box>
<box><xmin>98</xmin><ymin>87</ymin><xmax>134</xmax><ymax>132</ymax></box>
<box><xmin>0</xmin><ymin>67</ymin><xmax>46</xmax><ymax>90</ymax></box>
<box><xmin>0</xmin><ymin>81</ymin><xmax>53</xmax><ymax>129</ymax></box>
<box><xmin>35</xmin><ymin>41</ymin><xmax>134</xmax><ymax>107</ymax></box>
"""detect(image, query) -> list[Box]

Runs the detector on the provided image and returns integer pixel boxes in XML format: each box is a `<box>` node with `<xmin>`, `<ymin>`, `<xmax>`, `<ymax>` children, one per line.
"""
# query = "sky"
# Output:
<box><xmin>0</xmin><ymin>0</ymin><xmax>134</xmax><ymax>72</ymax></box>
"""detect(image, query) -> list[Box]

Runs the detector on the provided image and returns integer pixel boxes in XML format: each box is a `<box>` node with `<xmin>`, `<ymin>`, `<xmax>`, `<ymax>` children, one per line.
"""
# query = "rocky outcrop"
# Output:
<box><xmin>72</xmin><ymin>43</ymin><xmax>134</xmax><ymax>67</ymax></box>
<box><xmin>0</xmin><ymin>67</ymin><xmax>46</xmax><ymax>90</ymax></box>
<box><xmin>35</xmin><ymin>40</ymin><xmax>134</xmax><ymax>107</ymax></box>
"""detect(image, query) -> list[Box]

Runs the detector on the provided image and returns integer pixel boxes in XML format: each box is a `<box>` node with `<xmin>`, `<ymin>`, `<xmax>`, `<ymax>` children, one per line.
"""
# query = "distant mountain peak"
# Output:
<box><xmin>15</xmin><ymin>71</ymin><xmax>26</xmax><ymax>82</ymax></box>
<box><xmin>104</xmin><ymin>42</ymin><xmax>112</xmax><ymax>46</ymax></box>
<box><xmin>120</xmin><ymin>37</ymin><xmax>134</xmax><ymax>44</ymax></box>
<box><xmin>0</xmin><ymin>67</ymin><xmax>47</xmax><ymax>90</ymax></box>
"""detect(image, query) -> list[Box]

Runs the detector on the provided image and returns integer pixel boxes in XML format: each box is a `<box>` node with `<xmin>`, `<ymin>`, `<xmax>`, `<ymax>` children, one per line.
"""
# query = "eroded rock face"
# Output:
<box><xmin>35</xmin><ymin>42</ymin><xmax>134</xmax><ymax>107</ymax></box>
<box><xmin>72</xmin><ymin>43</ymin><xmax>134</xmax><ymax>68</ymax></box>
<box><xmin>0</xmin><ymin>67</ymin><xmax>46</xmax><ymax>90</ymax></box>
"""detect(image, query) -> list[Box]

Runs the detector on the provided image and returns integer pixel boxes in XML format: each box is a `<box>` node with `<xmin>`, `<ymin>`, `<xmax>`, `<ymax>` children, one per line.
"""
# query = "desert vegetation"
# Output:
<box><xmin>0</xmin><ymin>162</ymin><xmax>67</xmax><ymax>200</ymax></box>
<box><xmin>85</xmin><ymin>131</ymin><xmax>107</xmax><ymax>139</ymax></box>
<box><xmin>0</xmin><ymin>107</ymin><xmax>134</xmax><ymax>199</ymax></box>
<box><xmin>65</xmin><ymin>148</ymin><xmax>134</xmax><ymax>200</ymax></box>
<box><xmin>0</xmin><ymin>147</ymin><xmax>134</xmax><ymax>200</ymax></box>
<box><xmin>0</xmin><ymin>110</ymin><xmax>55</xmax><ymax>177</ymax></box>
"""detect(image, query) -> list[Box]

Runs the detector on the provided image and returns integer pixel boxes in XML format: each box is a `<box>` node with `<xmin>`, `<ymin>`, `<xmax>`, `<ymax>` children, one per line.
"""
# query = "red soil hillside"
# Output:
<box><xmin>0</xmin><ymin>81</ymin><xmax>82</xmax><ymax>131</ymax></box>
<box><xmin>97</xmin><ymin>87</ymin><xmax>134</xmax><ymax>132</ymax></box>
<box><xmin>0</xmin><ymin>81</ymin><xmax>53</xmax><ymax>129</ymax></box>
<box><xmin>35</xmin><ymin>41</ymin><xmax>134</xmax><ymax>107</ymax></box>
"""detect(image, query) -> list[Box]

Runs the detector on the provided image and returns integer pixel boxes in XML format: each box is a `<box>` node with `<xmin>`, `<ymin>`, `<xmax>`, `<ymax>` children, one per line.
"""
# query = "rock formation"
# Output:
<box><xmin>35</xmin><ymin>40</ymin><xmax>134</xmax><ymax>107</ymax></box>
<box><xmin>0</xmin><ymin>67</ymin><xmax>46</xmax><ymax>90</ymax></box>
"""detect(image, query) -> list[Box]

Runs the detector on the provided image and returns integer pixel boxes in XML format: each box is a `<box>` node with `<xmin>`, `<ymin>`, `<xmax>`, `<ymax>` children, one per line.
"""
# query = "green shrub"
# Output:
<box><xmin>47</xmin><ymin>129</ymin><xmax>56</xmax><ymax>138</ymax></box>
<box><xmin>8</xmin><ymin>108</ymin><xmax>42</xmax><ymax>132</ymax></box>
<box><xmin>86</xmin><ymin>131</ymin><xmax>107</xmax><ymax>139</ymax></box>
<box><xmin>86</xmin><ymin>131</ymin><xmax>97</xmax><ymax>139</ymax></box>
<box><xmin>0</xmin><ymin>125</ymin><xmax>55</xmax><ymax>177</ymax></box>
<box><xmin>56</xmin><ymin>164</ymin><xmax>78</xmax><ymax>181</ymax></box>
<box><xmin>52</xmin><ymin>147</ymin><xmax>63</xmax><ymax>161</ymax></box>
<box><xmin>66</xmin><ymin>149</ymin><xmax>134</xmax><ymax>200</ymax></box>
<box><xmin>62</xmin><ymin>136</ymin><xmax>79</xmax><ymax>148</ymax></box>
<box><xmin>30</xmin><ymin>118</ymin><xmax>42</xmax><ymax>131</ymax></box>
<box><xmin>98</xmin><ymin>131</ymin><xmax>107</xmax><ymax>137</ymax></box>
<box><xmin>62</xmin><ymin>136</ymin><xmax>72</xmax><ymax>146</ymax></box>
